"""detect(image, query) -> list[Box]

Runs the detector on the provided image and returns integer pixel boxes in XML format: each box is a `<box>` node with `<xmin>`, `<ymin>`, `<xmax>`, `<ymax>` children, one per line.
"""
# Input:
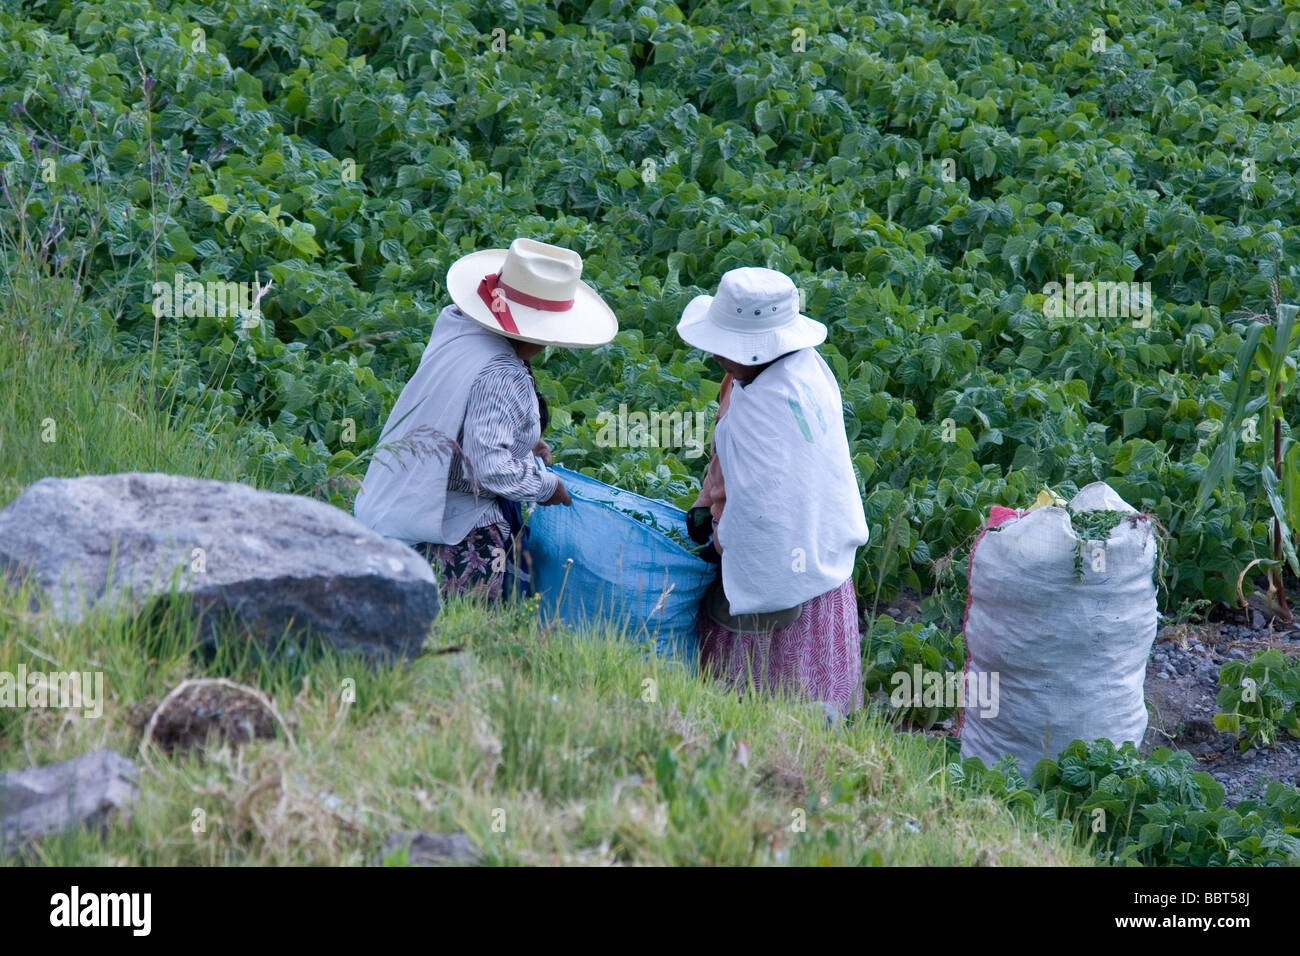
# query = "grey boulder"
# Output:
<box><xmin>0</xmin><ymin>472</ymin><xmax>439</xmax><ymax>660</ymax></box>
<box><xmin>0</xmin><ymin>749</ymin><xmax>138</xmax><ymax>849</ymax></box>
<box><xmin>372</xmin><ymin>830</ymin><xmax>481</xmax><ymax>866</ymax></box>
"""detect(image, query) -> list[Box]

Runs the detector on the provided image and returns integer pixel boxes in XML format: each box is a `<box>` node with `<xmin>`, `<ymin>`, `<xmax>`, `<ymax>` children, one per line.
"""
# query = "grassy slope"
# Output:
<box><xmin>0</xmin><ymin>296</ymin><xmax>1092</xmax><ymax>866</ymax></box>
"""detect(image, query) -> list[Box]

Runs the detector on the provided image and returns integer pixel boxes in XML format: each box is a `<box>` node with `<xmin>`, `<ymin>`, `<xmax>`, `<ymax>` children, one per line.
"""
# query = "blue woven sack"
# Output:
<box><xmin>525</xmin><ymin>465</ymin><xmax>716</xmax><ymax>664</ymax></box>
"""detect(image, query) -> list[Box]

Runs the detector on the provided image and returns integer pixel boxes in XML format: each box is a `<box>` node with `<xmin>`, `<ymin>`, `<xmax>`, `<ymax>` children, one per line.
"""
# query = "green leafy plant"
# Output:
<box><xmin>951</xmin><ymin>739</ymin><xmax>1300</xmax><ymax>866</ymax></box>
<box><xmin>861</xmin><ymin>616</ymin><xmax>964</xmax><ymax>729</ymax></box>
<box><xmin>615</xmin><ymin>506</ymin><xmax>706</xmax><ymax>554</ymax></box>
<box><xmin>1214</xmin><ymin>649</ymin><xmax>1300</xmax><ymax>750</ymax></box>
<box><xmin>5</xmin><ymin>0</ymin><xmax>1300</xmax><ymax>627</ymax></box>
<box><xmin>1069</xmin><ymin>509</ymin><xmax>1139</xmax><ymax>583</ymax></box>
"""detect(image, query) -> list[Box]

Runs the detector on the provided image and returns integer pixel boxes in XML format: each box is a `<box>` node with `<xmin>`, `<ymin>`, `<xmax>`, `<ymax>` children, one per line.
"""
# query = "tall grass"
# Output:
<box><xmin>0</xmin><ymin>271</ymin><xmax>248</xmax><ymax>506</ymax></box>
<box><xmin>2</xmin><ymin>586</ymin><xmax>1093</xmax><ymax>866</ymax></box>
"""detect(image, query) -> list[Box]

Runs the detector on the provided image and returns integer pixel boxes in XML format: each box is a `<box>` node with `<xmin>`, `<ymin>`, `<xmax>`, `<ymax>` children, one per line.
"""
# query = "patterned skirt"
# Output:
<box><xmin>417</xmin><ymin>524</ymin><xmax>527</xmax><ymax>603</ymax></box>
<box><xmin>696</xmin><ymin>578</ymin><xmax>863</xmax><ymax>717</ymax></box>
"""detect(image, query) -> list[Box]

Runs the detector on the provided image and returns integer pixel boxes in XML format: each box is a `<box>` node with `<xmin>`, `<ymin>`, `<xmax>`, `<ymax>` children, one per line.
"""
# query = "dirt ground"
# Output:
<box><xmin>1140</xmin><ymin>614</ymin><xmax>1300</xmax><ymax>805</ymax></box>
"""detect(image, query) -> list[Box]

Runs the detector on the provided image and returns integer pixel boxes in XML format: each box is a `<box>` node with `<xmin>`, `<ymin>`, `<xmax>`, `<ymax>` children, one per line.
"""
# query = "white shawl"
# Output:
<box><xmin>714</xmin><ymin>347</ymin><xmax>869</xmax><ymax>615</ymax></box>
<box><xmin>354</xmin><ymin>305</ymin><xmax>515</xmax><ymax>545</ymax></box>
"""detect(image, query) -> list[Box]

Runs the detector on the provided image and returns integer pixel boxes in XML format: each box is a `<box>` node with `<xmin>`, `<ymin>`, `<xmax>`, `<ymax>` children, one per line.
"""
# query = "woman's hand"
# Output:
<box><xmin>533</xmin><ymin>439</ymin><xmax>552</xmax><ymax>465</ymax></box>
<box><xmin>541</xmin><ymin>479</ymin><xmax>571</xmax><ymax>506</ymax></box>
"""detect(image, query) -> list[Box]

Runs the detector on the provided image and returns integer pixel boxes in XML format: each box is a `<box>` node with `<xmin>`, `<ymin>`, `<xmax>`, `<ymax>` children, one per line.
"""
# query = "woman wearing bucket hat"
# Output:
<box><xmin>355</xmin><ymin>238</ymin><xmax>618</xmax><ymax>601</ymax></box>
<box><xmin>678</xmin><ymin>267</ymin><xmax>870</xmax><ymax>717</ymax></box>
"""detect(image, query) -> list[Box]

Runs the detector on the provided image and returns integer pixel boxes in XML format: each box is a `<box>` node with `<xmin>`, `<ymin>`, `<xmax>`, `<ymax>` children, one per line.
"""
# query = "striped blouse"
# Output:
<box><xmin>447</xmin><ymin>353</ymin><xmax>558</xmax><ymax>534</ymax></box>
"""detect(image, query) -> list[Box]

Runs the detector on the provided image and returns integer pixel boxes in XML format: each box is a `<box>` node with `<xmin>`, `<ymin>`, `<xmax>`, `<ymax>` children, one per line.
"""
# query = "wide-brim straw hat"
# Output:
<box><xmin>447</xmin><ymin>238</ymin><xmax>618</xmax><ymax>348</ymax></box>
<box><xmin>677</xmin><ymin>267</ymin><xmax>826</xmax><ymax>365</ymax></box>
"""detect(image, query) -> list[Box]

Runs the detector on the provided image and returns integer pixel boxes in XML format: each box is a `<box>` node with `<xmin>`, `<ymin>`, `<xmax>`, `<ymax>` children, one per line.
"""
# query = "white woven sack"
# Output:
<box><xmin>959</xmin><ymin>482</ymin><xmax>1157</xmax><ymax>775</ymax></box>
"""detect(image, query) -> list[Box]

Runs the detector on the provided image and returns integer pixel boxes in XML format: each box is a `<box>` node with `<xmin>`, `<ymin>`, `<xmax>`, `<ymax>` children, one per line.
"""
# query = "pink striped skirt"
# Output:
<box><xmin>696</xmin><ymin>578</ymin><xmax>863</xmax><ymax>716</ymax></box>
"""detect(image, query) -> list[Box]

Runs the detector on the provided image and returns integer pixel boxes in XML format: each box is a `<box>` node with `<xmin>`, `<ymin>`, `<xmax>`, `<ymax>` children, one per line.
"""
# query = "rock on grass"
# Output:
<box><xmin>0</xmin><ymin>472</ymin><xmax>440</xmax><ymax>661</ymax></box>
<box><xmin>0</xmin><ymin>750</ymin><xmax>138</xmax><ymax>848</ymax></box>
<box><xmin>371</xmin><ymin>830</ymin><xmax>481</xmax><ymax>866</ymax></box>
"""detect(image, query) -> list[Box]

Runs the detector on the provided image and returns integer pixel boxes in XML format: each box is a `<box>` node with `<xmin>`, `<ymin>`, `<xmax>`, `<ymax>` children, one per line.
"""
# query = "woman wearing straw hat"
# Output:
<box><xmin>355</xmin><ymin>238</ymin><xmax>618</xmax><ymax>601</ymax></box>
<box><xmin>678</xmin><ymin>267</ymin><xmax>870</xmax><ymax>717</ymax></box>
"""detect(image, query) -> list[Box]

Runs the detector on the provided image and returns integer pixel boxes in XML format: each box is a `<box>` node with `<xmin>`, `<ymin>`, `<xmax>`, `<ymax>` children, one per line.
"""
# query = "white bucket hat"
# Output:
<box><xmin>677</xmin><ymin>267</ymin><xmax>826</xmax><ymax>365</ymax></box>
<box><xmin>446</xmin><ymin>238</ymin><xmax>618</xmax><ymax>348</ymax></box>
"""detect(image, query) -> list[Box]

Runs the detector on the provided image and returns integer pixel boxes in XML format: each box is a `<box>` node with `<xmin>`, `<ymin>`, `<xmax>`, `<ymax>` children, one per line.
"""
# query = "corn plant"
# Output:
<box><xmin>1194</xmin><ymin>291</ymin><xmax>1300</xmax><ymax>621</ymax></box>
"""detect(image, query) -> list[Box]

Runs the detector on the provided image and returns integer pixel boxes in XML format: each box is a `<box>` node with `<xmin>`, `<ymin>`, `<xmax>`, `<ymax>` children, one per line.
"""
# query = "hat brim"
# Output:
<box><xmin>447</xmin><ymin>249</ymin><xmax>618</xmax><ymax>349</ymax></box>
<box><xmin>676</xmin><ymin>294</ymin><xmax>827</xmax><ymax>365</ymax></box>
